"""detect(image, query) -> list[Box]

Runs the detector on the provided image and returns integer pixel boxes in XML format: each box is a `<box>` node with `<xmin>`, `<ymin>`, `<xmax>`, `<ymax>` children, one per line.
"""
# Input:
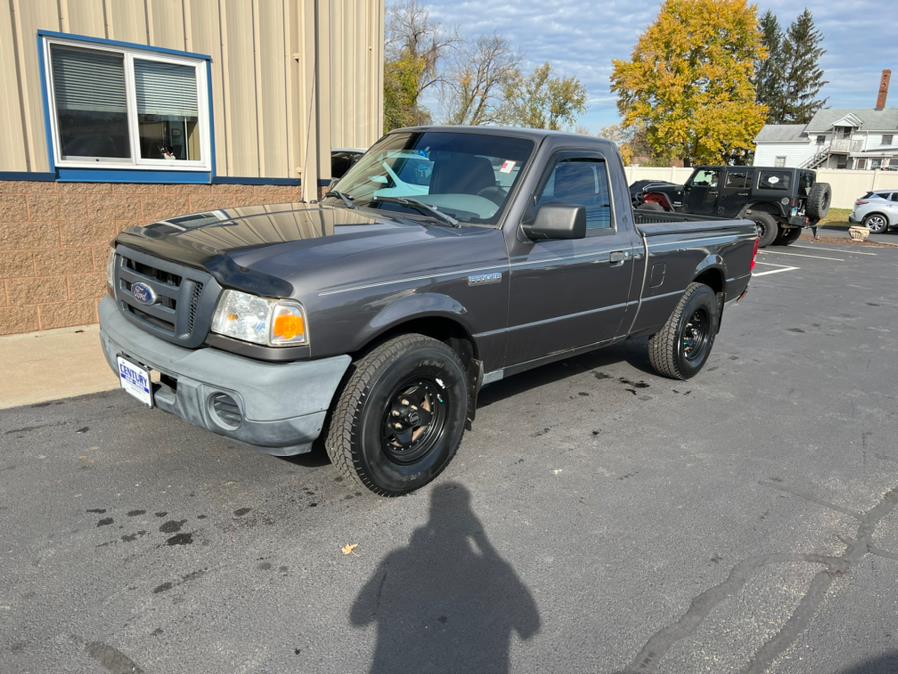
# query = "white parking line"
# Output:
<box><xmin>755</xmin><ymin>260</ymin><xmax>794</xmax><ymax>268</ymax></box>
<box><xmin>789</xmin><ymin>244</ymin><xmax>877</xmax><ymax>256</ymax></box>
<box><xmin>759</xmin><ymin>250</ymin><xmax>844</xmax><ymax>262</ymax></box>
<box><xmin>752</xmin><ymin>266</ymin><xmax>800</xmax><ymax>277</ymax></box>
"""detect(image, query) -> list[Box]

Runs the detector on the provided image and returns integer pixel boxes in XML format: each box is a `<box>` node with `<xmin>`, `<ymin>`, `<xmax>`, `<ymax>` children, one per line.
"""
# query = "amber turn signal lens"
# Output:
<box><xmin>273</xmin><ymin>313</ymin><xmax>305</xmax><ymax>341</ymax></box>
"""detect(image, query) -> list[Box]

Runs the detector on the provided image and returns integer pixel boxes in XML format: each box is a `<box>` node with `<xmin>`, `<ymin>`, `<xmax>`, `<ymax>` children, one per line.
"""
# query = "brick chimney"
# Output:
<box><xmin>876</xmin><ymin>69</ymin><xmax>891</xmax><ymax>110</ymax></box>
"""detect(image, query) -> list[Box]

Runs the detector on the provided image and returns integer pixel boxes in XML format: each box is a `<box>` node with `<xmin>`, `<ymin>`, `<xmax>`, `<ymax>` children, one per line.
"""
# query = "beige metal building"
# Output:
<box><xmin>0</xmin><ymin>0</ymin><xmax>384</xmax><ymax>335</ymax></box>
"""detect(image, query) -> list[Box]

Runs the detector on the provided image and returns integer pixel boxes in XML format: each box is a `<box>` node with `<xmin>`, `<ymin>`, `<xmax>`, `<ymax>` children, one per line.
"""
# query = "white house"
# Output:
<box><xmin>754</xmin><ymin>108</ymin><xmax>898</xmax><ymax>170</ymax></box>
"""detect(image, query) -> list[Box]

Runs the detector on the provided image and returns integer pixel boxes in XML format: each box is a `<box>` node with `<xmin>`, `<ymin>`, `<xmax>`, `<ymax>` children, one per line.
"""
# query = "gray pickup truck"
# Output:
<box><xmin>100</xmin><ymin>126</ymin><xmax>759</xmax><ymax>495</ymax></box>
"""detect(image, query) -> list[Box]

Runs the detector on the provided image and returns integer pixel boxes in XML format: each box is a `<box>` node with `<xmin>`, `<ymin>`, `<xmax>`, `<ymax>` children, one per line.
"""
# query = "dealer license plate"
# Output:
<box><xmin>117</xmin><ymin>356</ymin><xmax>153</xmax><ymax>407</ymax></box>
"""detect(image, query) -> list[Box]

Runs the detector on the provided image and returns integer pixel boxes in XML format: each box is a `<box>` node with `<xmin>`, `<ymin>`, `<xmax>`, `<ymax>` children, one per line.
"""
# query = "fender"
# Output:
<box><xmin>693</xmin><ymin>254</ymin><xmax>727</xmax><ymax>287</ymax></box>
<box><xmin>356</xmin><ymin>291</ymin><xmax>476</xmax><ymax>350</ymax></box>
<box><xmin>740</xmin><ymin>201</ymin><xmax>787</xmax><ymax>219</ymax></box>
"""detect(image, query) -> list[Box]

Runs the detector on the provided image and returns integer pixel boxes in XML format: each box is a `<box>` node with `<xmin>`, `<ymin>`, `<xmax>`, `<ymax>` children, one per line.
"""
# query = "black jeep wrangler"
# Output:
<box><xmin>634</xmin><ymin>166</ymin><xmax>831</xmax><ymax>247</ymax></box>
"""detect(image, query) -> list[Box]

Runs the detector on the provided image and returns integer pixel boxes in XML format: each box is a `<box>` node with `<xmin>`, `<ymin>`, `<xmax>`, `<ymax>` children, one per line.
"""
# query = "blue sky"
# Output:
<box><xmin>415</xmin><ymin>0</ymin><xmax>898</xmax><ymax>132</ymax></box>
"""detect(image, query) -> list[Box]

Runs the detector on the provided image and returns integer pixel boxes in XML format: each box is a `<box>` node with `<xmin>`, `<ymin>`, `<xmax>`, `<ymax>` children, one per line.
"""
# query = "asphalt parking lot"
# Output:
<box><xmin>2</xmin><ymin>238</ymin><xmax>898</xmax><ymax>674</ymax></box>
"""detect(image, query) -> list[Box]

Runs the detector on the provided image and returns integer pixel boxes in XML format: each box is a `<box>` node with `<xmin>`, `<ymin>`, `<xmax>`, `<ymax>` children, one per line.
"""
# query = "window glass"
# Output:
<box><xmin>332</xmin><ymin>131</ymin><xmax>534</xmax><ymax>225</ymax></box>
<box><xmin>882</xmin><ymin>134</ymin><xmax>893</xmax><ymax>146</ymax></box>
<box><xmin>50</xmin><ymin>45</ymin><xmax>130</xmax><ymax>159</ymax></box>
<box><xmin>690</xmin><ymin>169</ymin><xmax>719</xmax><ymax>188</ymax></box>
<box><xmin>890</xmin><ymin>193</ymin><xmax>898</xmax><ymax>202</ymax></box>
<box><xmin>758</xmin><ymin>170</ymin><xmax>791</xmax><ymax>190</ymax></box>
<box><xmin>134</xmin><ymin>59</ymin><xmax>201</xmax><ymax>161</ymax></box>
<box><xmin>725</xmin><ymin>171</ymin><xmax>749</xmax><ymax>189</ymax></box>
<box><xmin>774</xmin><ymin>156</ymin><xmax>786</xmax><ymax>167</ymax></box>
<box><xmin>537</xmin><ymin>158</ymin><xmax>612</xmax><ymax>230</ymax></box>
<box><xmin>856</xmin><ymin>159</ymin><xmax>867</xmax><ymax>170</ymax></box>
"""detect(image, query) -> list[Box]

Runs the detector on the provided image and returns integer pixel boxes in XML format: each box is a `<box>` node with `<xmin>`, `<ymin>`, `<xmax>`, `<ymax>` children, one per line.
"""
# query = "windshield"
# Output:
<box><xmin>330</xmin><ymin>131</ymin><xmax>534</xmax><ymax>225</ymax></box>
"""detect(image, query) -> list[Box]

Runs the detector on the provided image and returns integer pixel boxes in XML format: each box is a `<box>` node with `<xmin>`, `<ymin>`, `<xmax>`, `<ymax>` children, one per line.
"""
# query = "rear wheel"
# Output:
<box><xmin>648</xmin><ymin>282</ymin><xmax>720</xmax><ymax>380</ymax></box>
<box><xmin>863</xmin><ymin>213</ymin><xmax>889</xmax><ymax>234</ymax></box>
<box><xmin>774</xmin><ymin>226</ymin><xmax>803</xmax><ymax>246</ymax></box>
<box><xmin>325</xmin><ymin>334</ymin><xmax>469</xmax><ymax>496</ymax></box>
<box><xmin>749</xmin><ymin>211</ymin><xmax>779</xmax><ymax>248</ymax></box>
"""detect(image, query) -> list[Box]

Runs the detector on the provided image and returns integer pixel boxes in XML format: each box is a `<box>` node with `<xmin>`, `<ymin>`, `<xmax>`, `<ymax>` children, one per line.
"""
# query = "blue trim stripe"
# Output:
<box><xmin>37</xmin><ymin>29</ymin><xmax>212</xmax><ymax>61</ymax></box>
<box><xmin>0</xmin><ymin>172</ymin><xmax>55</xmax><ymax>182</ymax></box>
<box><xmin>57</xmin><ymin>168</ymin><xmax>212</xmax><ymax>184</ymax></box>
<box><xmin>214</xmin><ymin>177</ymin><xmax>300</xmax><ymax>186</ymax></box>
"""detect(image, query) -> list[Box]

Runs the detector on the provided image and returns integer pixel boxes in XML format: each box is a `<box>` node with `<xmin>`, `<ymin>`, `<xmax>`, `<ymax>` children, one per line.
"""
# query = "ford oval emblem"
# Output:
<box><xmin>131</xmin><ymin>282</ymin><xmax>157</xmax><ymax>306</ymax></box>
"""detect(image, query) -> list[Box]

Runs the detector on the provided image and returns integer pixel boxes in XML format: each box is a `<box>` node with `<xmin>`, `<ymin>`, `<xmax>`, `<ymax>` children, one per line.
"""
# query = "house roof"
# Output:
<box><xmin>754</xmin><ymin>124</ymin><xmax>807</xmax><ymax>143</ymax></box>
<box><xmin>805</xmin><ymin>108</ymin><xmax>898</xmax><ymax>133</ymax></box>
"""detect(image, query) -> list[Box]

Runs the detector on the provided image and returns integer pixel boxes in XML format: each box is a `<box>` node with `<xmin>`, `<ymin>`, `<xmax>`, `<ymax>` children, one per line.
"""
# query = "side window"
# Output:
<box><xmin>689</xmin><ymin>169</ymin><xmax>719</xmax><ymax>188</ymax></box>
<box><xmin>758</xmin><ymin>170</ymin><xmax>791</xmax><ymax>190</ymax></box>
<box><xmin>774</xmin><ymin>156</ymin><xmax>786</xmax><ymax>167</ymax></box>
<box><xmin>725</xmin><ymin>171</ymin><xmax>749</xmax><ymax>189</ymax></box>
<box><xmin>537</xmin><ymin>157</ymin><xmax>612</xmax><ymax>230</ymax></box>
<box><xmin>890</xmin><ymin>193</ymin><xmax>898</xmax><ymax>202</ymax></box>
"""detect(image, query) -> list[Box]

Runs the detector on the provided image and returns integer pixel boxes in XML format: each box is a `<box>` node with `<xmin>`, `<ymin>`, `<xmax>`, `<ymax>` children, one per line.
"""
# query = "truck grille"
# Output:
<box><xmin>113</xmin><ymin>245</ymin><xmax>219</xmax><ymax>348</ymax></box>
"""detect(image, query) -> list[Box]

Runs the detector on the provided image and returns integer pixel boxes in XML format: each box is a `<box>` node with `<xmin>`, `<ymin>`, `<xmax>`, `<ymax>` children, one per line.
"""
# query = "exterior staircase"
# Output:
<box><xmin>802</xmin><ymin>149</ymin><xmax>830</xmax><ymax>169</ymax></box>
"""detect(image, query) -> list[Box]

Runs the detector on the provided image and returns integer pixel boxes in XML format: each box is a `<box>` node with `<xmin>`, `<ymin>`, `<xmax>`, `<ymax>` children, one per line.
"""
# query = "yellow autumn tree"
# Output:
<box><xmin>611</xmin><ymin>0</ymin><xmax>768</xmax><ymax>165</ymax></box>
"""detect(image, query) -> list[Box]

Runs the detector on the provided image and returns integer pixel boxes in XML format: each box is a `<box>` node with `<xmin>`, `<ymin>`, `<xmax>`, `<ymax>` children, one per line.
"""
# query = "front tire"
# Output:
<box><xmin>648</xmin><ymin>283</ymin><xmax>719</xmax><ymax>380</ymax></box>
<box><xmin>749</xmin><ymin>211</ymin><xmax>779</xmax><ymax>248</ymax></box>
<box><xmin>863</xmin><ymin>213</ymin><xmax>889</xmax><ymax>234</ymax></box>
<box><xmin>325</xmin><ymin>334</ymin><xmax>469</xmax><ymax>496</ymax></box>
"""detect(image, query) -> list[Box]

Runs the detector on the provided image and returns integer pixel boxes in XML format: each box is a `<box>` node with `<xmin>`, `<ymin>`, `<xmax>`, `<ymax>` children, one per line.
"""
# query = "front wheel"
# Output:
<box><xmin>648</xmin><ymin>283</ymin><xmax>720</xmax><ymax>380</ymax></box>
<box><xmin>863</xmin><ymin>213</ymin><xmax>889</xmax><ymax>234</ymax></box>
<box><xmin>325</xmin><ymin>334</ymin><xmax>469</xmax><ymax>496</ymax></box>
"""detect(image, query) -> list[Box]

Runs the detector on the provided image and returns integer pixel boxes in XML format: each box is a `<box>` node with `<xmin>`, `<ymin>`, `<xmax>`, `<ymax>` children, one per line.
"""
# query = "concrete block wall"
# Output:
<box><xmin>0</xmin><ymin>181</ymin><xmax>300</xmax><ymax>335</ymax></box>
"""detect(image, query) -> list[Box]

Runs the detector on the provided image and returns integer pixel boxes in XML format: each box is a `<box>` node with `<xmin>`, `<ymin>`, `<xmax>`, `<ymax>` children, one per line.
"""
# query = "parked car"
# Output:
<box><xmin>100</xmin><ymin>126</ymin><xmax>758</xmax><ymax>496</ymax></box>
<box><xmin>629</xmin><ymin>179</ymin><xmax>674</xmax><ymax>207</ymax></box>
<box><xmin>331</xmin><ymin>148</ymin><xmax>365</xmax><ymax>179</ymax></box>
<box><xmin>850</xmin><ymin>191</ymin><xmax>898</xmax><ymax>233</ymax></box>
<box><xmin>636</xmin><ymin>166</ymin><xmax>831</xmax><ymax>247</ymax></box>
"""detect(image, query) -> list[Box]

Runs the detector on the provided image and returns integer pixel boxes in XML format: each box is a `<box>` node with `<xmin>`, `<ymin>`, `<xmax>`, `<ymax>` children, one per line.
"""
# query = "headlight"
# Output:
<box><xmin>211</xmin><ymin>290</ymin><xmax>308</xmax><ymax>347</ymax></box>
<box><xmin>106</xmin><ymin>247</ymin><xmax>116</xmax><ymax>289</ymax></box>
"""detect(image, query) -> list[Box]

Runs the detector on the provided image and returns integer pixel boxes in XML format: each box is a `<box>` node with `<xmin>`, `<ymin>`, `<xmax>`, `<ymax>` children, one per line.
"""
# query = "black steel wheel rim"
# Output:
<box><xmin>381</xmin><ymin>377</ymin><xmax>449</xmax><ymax>463</ymax></box>
<box><xmin>681</xmin><ymin>308</ymin><xmax>710</xmax><ymax>362</ymax></box>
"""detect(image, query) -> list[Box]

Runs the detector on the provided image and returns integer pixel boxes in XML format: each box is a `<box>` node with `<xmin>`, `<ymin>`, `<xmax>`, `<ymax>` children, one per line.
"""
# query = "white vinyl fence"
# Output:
<box><xmin>624</xmin><ymin>166</ymin><xmax>898</xmax><ymax>210</ymax></box>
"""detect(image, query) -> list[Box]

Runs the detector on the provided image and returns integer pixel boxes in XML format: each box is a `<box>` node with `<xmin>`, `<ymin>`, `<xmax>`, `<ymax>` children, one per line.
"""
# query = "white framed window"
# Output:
<box><xmin>774</xmin><ymin>156</ymin><xmax>786</xmax><ymax>167</ymax></box>
<box><xmin>43</xmin><ymin>36</ymin><xmax>211</xmax><ymax>172</ymax></box>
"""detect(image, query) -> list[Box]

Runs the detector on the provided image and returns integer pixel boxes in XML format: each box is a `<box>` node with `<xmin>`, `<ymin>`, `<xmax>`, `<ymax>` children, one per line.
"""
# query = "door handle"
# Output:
<box><xmin>609</xmin><ymin>250</ymin><xmax>628</xmax><ymax>265</ymax></box>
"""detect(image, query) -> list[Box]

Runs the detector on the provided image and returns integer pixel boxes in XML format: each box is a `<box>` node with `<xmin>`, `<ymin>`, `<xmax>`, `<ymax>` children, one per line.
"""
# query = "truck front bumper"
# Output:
<box><xmin>99</xmin><ymin>296</ymin><xmax>351</xmax><ymax>455</ymax></box>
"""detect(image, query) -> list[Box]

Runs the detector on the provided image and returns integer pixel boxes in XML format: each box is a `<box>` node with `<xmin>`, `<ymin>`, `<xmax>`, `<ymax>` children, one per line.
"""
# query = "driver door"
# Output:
<box><xmin>504</xmin><ymin>152</ymin><xmax>639</xmax><ymax>366</ymax></box>
<box><xmin>683</xmin><ymin>168</ymin><xmax>720</xmax><ymax>215</ymax></box>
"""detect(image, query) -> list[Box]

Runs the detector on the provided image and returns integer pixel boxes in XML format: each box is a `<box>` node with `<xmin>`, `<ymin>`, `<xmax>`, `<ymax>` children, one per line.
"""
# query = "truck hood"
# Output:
<box><xmin>115</xmin><ymin>202</ymin><xmax>501</xmax><ymax>298</ymax></box>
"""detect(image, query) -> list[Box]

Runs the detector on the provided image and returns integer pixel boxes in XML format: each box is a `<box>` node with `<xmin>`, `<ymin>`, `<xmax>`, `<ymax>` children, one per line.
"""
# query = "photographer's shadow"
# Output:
<box><xmin>351</xmin><ymin>482</ymin><xmax>540</xmax><ymax>673</ymax></box>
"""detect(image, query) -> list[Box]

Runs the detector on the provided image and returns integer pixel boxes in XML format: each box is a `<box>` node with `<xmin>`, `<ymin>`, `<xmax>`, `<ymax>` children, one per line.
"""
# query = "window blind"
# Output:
<box><xmin>51</xmin><ymin>45</ymin><xmax>127</xmax><ymax>113</ymax></box>
<box><xmin>134</xmin><ymin>59</ymin><xmax>198</xmax><ymax>117</ymax></box>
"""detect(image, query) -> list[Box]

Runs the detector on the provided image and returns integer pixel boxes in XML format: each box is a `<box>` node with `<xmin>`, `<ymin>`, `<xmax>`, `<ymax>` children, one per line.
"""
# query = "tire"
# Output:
<box><xmin>774</xmin><ymin>226</ymin><xmax>802</xmax><ymax>246</ymax></box>
<box><xmin>863</xmin><ymin>212</ymin><xmax>889</xmax><ymax>234</ymax></box>
<box><xmin>749</xmin><ymin>211</ymin><xmax>779</xmax><ymax>248</ymax></box>
<box><xmin>638</xmin><ymin>201</ymin><xmax>665</xmax><ymax>212</ymax></box>
<box><xmin>806</xmin><ymin>182</ymin><xmax>832</xmax><ymax>220</ymax></box>
<box><xmin>324</xmin><ymin>334</ymin><xmax>469</xmax><ymax>496</ymax></box>
<box><xmin>648</xmin><ymin>282</ymin><xmax>719</xmax><ymax>380</ymax></box>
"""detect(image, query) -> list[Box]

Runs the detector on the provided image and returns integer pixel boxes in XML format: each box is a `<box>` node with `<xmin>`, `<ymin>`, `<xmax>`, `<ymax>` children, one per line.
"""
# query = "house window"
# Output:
<box><xmin>883</xmin><ymin>134</ymin><xmax>894</xmax><ymax>146</ymax></box>
<box><xmin>774</xmin><ymin>156</ymin><xmax>786</xmax><ymax>167</ymax></box>
<box><xmin>816</xmin><ymin>135</ymin><xmax>826</xmax><ymax>145</ymax></box>
<box><xmin>856</xmin><ymin>158</ymin><xmax>867</xmax><ymax>170</ymax></box>
<box><xmin>871</xmin><ymin>158</ymin><xmax>883</xmax><ymax>170</ymax></box>
<box><xmin>43</xmin><ymin>34</ymin><xmax>211</xmax><ymax>174</ymax></box>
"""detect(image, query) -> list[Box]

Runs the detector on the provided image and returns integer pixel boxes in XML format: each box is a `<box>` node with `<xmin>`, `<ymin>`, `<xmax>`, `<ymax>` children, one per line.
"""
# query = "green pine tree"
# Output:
<box><xmin>780</xmin><ymin>9</ymin><xmax>828</xmax><ymax>123</ymax></box>
<box><xmin>755</xmin><ymin>10</ymin><xmax>788</xmax><ymax>123</ymax></box>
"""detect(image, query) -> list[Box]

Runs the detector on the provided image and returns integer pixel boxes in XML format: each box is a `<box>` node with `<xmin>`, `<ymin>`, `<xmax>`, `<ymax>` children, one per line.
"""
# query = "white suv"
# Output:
<box><xmin>850</xmin><ymin>191</ymin><xmax>898</xmax><ymax>233</ymax></box>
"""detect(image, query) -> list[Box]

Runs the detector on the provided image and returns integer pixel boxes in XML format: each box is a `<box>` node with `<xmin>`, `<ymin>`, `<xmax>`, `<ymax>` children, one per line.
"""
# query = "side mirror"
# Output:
<box><xmin>523</xmin><ymin>204</ymin><xmax>587</xmax><ymax>240</ymax></box>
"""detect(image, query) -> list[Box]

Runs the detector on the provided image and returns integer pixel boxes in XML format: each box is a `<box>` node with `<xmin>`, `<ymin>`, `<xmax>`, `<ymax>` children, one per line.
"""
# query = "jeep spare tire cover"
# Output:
<box><xmin>806</xmin><ymin>182</ymin><xmax>831</xmax><ymax>220</ymax></box>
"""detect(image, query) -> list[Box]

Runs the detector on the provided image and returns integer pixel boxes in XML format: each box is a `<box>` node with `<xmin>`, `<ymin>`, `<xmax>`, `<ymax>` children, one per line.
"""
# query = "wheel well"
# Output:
<box><xmin>742</xmin><ymin>202</ymin><xmax>782</xmax><ymax>221</ymax></box>
<box><xmin>694</xmin><ymin>268</ymin><xmax>724</xmax><ymax>295</ymax></box>
<box><xmin>356</xmin><ymin>316</ymin><xmax>478</xmax><ymax>363</ymax></box>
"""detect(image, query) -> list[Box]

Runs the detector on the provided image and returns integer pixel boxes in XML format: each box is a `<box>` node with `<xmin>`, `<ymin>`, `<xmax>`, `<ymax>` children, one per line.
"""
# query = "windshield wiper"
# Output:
<box><xmin>324</xmin><ymin>189</ymin><xmax>356</xmax><ymax>209</ymax></box>
<box><xmin>371</xmin><ymin>196</ymin><xmax>460</xmax><ymax>227</ymax></box>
